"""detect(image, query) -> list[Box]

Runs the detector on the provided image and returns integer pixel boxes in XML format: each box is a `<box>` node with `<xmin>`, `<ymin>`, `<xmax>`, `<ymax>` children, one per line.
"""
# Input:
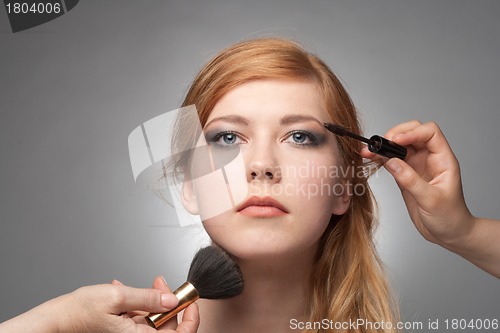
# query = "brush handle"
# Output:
<box><xmin>368</xmin><ymin>135</ymin><xmax>407</xmax><ymax>160</ymax></box>
<box><xmin>145</xmin><ymin>281</ymin><xmax>200</xmax><ymax>329</ymax></box>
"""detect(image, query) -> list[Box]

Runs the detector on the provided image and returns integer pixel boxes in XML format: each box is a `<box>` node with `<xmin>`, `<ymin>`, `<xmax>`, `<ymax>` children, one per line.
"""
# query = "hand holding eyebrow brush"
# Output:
<box><xmin>361</xmin><ymin>120</ymin><xmax>500</xmax><ymax>278</ymax></box>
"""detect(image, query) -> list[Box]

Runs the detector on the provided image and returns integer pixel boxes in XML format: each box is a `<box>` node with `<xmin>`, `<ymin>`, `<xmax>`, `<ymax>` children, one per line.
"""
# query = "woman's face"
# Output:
<box><xmin>184</xmin><ymin>79</ymin><xmax>351</xmax><ymax>260</ymax></box>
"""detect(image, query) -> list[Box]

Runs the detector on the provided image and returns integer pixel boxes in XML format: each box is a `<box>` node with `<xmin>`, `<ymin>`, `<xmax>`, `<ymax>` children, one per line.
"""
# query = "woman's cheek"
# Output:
<box><xmin>291</xmin><ymin>160</ymin><xmax>340</xmax><ymax>200</ymax></box>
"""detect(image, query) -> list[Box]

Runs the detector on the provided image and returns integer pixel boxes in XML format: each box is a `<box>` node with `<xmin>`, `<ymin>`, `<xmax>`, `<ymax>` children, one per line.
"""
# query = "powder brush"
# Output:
<box><xmin>146</xmin><ymin>246</ymin><xmax>244</xmax><ymax>329</ymax></box>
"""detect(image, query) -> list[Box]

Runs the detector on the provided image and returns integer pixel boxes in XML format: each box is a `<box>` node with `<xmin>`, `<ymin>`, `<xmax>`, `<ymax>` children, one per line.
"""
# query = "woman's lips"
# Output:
<box><xmin>236</xmin><ymin>196</ymin><xmax>289</xmax><ymax>218</ymax></box>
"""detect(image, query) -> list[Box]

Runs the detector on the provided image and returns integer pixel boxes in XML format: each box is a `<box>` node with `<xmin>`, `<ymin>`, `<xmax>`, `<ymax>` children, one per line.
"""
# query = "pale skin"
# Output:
<box><xmin>0</xmin><ymin>79</ymin><xmax>348</xmax><ymax>333</ymax></box>
<box><xmin>361</xmin><ymin>120</ymin><xmax>500</xmax><ymax>278</ymax></box>
<box><xmin>1</xmin><ymin>78</ymin><xmax>347</xmax><ymax>333</ymax></box>
<box><xmin>182</xmin><ymin>79</ymin><xmax>351</xmax><ymax>333</ymax></box>
<box><xmin>0</xmin><ymin>276</ymin><xmax>200</xmax><ymax>333</ymax></box>
<box><xmin>5</xmin><ymin>90</ymin><xmax>497</xmax><ymax>333</ymax></box>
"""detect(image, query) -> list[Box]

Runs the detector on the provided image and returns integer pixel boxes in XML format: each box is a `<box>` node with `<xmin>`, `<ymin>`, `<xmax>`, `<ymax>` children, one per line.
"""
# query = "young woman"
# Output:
<box><xmin>167</xmin><ymin>37</ymin><xmax>398</xmax><ymax>333</ymax></box>
<box><xmin>4</xmin><ymin>37</ymin><xmax>497</xmax><ymax>333</ymax></box>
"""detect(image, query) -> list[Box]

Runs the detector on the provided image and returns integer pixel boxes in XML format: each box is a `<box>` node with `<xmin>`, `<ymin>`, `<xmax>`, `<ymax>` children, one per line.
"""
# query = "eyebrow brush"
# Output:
<box><xmin>324</xmin><ymin>123</ymin><xmax>407</xmax><ymax>160</ymax></box>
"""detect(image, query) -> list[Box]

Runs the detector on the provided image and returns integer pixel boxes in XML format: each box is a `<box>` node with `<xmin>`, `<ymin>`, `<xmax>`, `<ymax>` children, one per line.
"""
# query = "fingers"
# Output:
<box><xmin>111</xmin><ymin>279</ymin><xmax>124</xmax><ymax>286</ymax></box>
<box><xmin>173</xmin><ymin>303</ymin><xmax>200</xmax><ymax>333</ymax></box>
<box><xmin>109</xmin><ymin>285</ymin><xmax>178</xmax><ymax>315</ymax></box>
<box><xmin>384</xmin><ymin>158</ymin><xmax>437</xmax><ymax>208</ymax></box>
<box><xmin>383</xmin><ymin>120</ymin><xmax>422</xmax><ymax>140</ymax></box>
<box><xmin>153</xmin><ymin>275</ymin><xmax>171</xmax><ymax>292</ymax></box>
<box><xmin>152</xmin><ymin>276</ymin><xmax>180</xmax><ymax>330</ymax></box>
<box><xmin>110</xmin><ymin>280</ymin><xmax>153</xmax><ymax>317</ymax></box>
<box><xmin>360</xmin><ymin>120</ymin><xmax>422</xmax><ymax>161</ymax></box>
<box><xmin>391</xmin><ymin>122</ymin><xmax>453</xmax><ymax>156</ymax></box>
<box><xmin>362</xmin><ymin>121</ymin><xmax>455</xmax><ymax>163</ymax></box>
<box><xmin>134</xmin><ymin>323</ymin><xmax>173</xmax><ymax>333</ymax></box>
<box><xmin>139</xmin><ymin>277</ymin><xmax>196</xmax><ymax>332</ymax></box>
<box><xmin>359</xmin><ymin>146</ymin><xmax>378</xmax><ymax>160</ymax></box>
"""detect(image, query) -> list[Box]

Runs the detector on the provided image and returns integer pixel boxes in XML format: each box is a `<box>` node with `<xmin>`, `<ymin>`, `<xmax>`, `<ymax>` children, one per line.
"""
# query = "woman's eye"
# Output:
<box><xmin>210</xmin><ymin>131</ymin><xmax>243</xmax><ymax>146</ymax></box>
<box><xmin>284</xmin><ymin>131</ymin><xmax>317</xmax><ymax>145</ymax></box>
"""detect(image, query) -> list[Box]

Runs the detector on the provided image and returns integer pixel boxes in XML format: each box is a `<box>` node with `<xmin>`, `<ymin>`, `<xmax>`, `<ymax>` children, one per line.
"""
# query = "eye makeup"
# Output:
<box><xmin>282</xmin><ymin>129</ymin><xmax>324</xmax><ymax>147</ymax></box>
<box><xmin>205</xmin><ymin>130</ymin><xmax>246</xmax><ymax>148</ymax></box>
<box><xmin>203</xmin><ymin>115</ymin><xmax>328</xmax><ymax>149</ymax></box>
<box><xmin>205</xmin><ymin>127</ymin><xmax>326</xmax><ymax>148</ymax></box>
<box><xmin>323</xmin><ymin>123</ymin><xmax>407</xmax><ymax>160</ymax></box>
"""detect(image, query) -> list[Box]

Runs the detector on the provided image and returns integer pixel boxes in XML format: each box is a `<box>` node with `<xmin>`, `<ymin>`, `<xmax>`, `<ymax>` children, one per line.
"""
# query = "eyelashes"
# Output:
<box><xmin>205</xmin><ymin>130</ymin><xmax>322</xmax><ymax>148</ymax></box>
<box><xmin>282</xmin><ymin>130</ymin><xmax>320</xmax><ymax>146</ymax></box>
<box><xmin>207</xmin><ymin>131</ymin><xmax>245</xmax><ymax>147</ymax></box>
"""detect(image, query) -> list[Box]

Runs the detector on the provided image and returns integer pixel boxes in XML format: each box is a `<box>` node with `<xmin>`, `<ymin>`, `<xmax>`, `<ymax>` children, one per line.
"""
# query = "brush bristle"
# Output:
<box><xmin>187</xmin><ymin>246</ymin><xmax>244</xmax><ymax>299</ymax></box>
<box><xmin>324</xmin><ymin>123</ymin><xmax>347</xmax><ymax>136</ymax></box>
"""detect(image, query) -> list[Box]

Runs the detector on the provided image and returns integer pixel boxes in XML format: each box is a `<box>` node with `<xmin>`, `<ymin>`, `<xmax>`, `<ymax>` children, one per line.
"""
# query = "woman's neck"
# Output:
<box><xmin>196</xmin><ymin>244</ymin><xmax>317</xmax><ymax>333</ymax></box>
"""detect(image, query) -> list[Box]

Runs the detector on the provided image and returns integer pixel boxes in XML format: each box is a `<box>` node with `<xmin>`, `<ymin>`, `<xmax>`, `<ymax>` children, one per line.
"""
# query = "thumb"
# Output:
<box><xmin>110</xmin><ymin>286</ymin><xmax>179</xmax><ymax>315</ymax></box>
<box><xmin>384</xmin><ymin>158</ymin><xmax>432</xmax><ymax>206</ymax></box>
<box><xmin>172</xmin><ymin>303</ymin><xmax>200</xmax><ymax>333</ymax></box>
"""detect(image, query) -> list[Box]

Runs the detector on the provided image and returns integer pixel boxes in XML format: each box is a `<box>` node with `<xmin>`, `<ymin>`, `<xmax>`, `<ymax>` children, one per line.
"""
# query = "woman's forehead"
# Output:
<box><xmin>206</xmin><ymin>79</ymin><xmax>329</xmax><ymax>123</ymax></box>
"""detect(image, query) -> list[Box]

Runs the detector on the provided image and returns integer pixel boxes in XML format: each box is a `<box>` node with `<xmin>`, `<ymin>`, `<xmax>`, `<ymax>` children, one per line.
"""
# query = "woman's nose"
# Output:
<box><xmin>245</xmin><ymin>143</ymin><xmax>282</xmax><ymax>183</ymax></box>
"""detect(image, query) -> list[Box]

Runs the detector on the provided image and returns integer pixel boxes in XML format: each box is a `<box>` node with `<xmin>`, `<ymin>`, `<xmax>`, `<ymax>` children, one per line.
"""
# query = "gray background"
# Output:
<box><xmin>1</xmin><ymin>0</ymin><xmax>499</xmax><ymax>330</ymax></box>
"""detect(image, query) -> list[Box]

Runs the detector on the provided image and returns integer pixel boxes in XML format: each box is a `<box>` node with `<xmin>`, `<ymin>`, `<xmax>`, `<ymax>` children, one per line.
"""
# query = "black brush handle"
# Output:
<box><xmin>368</xmin><ymin>135</ymin><xmax>407</xmax><ymax>160</ymax></box>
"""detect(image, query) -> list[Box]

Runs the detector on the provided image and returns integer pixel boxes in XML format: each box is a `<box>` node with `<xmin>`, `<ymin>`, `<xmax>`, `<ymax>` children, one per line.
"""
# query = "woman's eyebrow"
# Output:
<box><xmin>204</xmin><ymin>115</ymin><xmax>250</xmax><ymax>128</ymax></box>
<box><xmin>280</xmin><ymin>115</ymin><xmax>323</xmax><ymax>126</ymax></box>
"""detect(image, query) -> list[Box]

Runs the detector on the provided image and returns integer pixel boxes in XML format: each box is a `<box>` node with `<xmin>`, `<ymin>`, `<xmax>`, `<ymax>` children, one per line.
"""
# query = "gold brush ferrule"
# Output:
<box><xmin>145</xmin><ymin>281</ymin><xmax>199</xmax><ymax>329</ymax></box>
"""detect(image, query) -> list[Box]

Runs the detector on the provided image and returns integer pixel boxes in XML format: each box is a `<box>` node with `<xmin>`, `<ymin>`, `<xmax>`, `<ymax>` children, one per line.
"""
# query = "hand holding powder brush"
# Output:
<box><xmin>146</xmin><ymin>246</ymin><xmax>244</xmax><ymax>329</ymax></box>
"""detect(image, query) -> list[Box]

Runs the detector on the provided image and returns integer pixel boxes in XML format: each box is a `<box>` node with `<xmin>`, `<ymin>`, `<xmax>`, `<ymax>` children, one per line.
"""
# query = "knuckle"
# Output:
<box><xmin>72</xmin><ymin>285</ymin><xmax>94</xmax><ymax>302</ymax></box>
<box><xmin>144</xmin><ymin>290</ymin><xmax>159</xmax><ymax>309</ymax></box>
<box><xmin>424</xmin><ymin>121</ymin><xmax>440</xmax><ymax>133</ymax></box>
<box><xmin>408</xmin><ymin>119</ymin><xmax>422</xmax><ymax>127</ymax></box>
<box><xmin>386</xmin><ymin>120</ymin><xmax>421</xmax><ymax>138</ymax></box>
<box><xmin>108</xmin><ymin>286</ymin><xmax>127</xmax><ymax>305</ymax></box>
<box><xmin>400</xmin><ymin>168</ymin><xmax>419</xmax><ymax>190</ymax></box>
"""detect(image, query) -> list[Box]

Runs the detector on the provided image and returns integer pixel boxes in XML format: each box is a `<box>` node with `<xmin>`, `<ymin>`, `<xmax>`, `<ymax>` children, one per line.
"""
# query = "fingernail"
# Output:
<box><xmin>385</xmin><ymin>158</ymin><xmax>402</xmax><ymax>173</ymax></box>
<box><xmin>112</xmin><ymin>279</ymin><xmax>124</xmax><ymax>286</ymax></box>
<box><xmin>161</xmin><ymin>275</ymin><xmax>168</xmax><ymax>286</ymax></box>
<box><xmin>161</xmin><ymin>293</ymin><xmax>179</xmax><ymax>309</ymax></box>
<box><xmin>392</xmin><ymin>134</ymin><xmax>404</xmax><ymax>142</ymax></box>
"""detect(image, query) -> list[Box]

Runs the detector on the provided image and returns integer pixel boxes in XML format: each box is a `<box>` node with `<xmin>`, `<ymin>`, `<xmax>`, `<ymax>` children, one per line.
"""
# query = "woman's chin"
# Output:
<box><xmin>203</xmin><ymin>216</ymin><xmax>325</xmax><ymax>262</ymax></box>
<box><xmin>212</xmin><ymin>235</ymin><xmax>317</xmax><ymax>264</ymax></box>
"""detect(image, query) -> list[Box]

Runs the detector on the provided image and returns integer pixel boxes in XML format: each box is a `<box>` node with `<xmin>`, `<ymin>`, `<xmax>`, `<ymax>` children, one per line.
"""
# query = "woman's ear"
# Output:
<box><xmin>331</xmin><ymin>180</ymin><xmax>352</xmax><ymax>215</ymax></box>
<box><xmin>181</xmin><ymin>179</ymin><xmax>199</xmax><ymax>215</ymax></box>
